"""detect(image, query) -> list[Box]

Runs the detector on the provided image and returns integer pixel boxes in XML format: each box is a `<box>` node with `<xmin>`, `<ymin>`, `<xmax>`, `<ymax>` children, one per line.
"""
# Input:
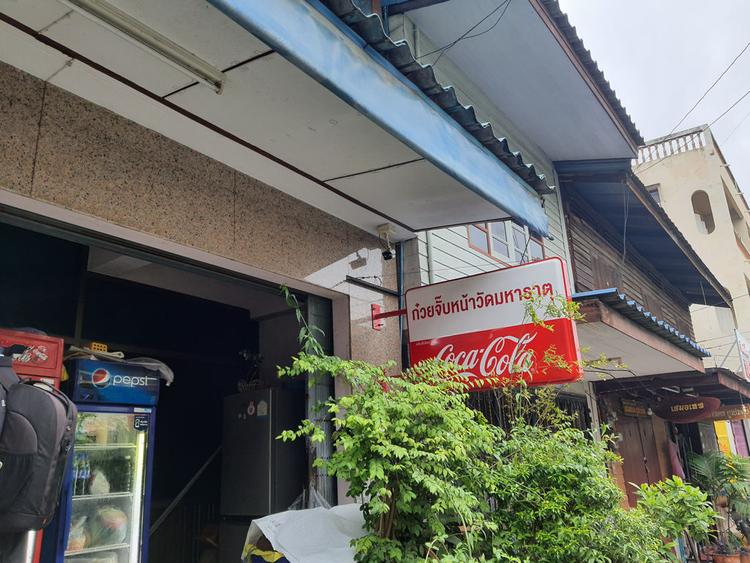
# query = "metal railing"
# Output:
<box><xmin>149</xmin><ymin>446</ymin><xmax>221</xmax><ymax>563</ymax></box>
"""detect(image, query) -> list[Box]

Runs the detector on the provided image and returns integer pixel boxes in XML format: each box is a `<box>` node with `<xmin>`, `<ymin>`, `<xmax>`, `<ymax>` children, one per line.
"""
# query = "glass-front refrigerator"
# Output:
<box><xmin>49</xmin><ymin>360</ymin><xmax>159</xmax><ymax>563</ymax></box>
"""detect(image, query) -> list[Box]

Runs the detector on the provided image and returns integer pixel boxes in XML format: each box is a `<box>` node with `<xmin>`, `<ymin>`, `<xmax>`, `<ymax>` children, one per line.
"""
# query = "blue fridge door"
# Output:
<box><xmin>55</xmin><ymin>405</ymin><xmax>156</xmax><ymax>563</ymax></box>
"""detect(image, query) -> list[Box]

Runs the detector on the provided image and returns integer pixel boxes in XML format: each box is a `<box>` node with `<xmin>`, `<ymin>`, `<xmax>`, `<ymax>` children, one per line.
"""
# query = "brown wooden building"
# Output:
<box><xmin>556</xmin><ymin>159</ymin><xmax>750</xmax><ymax>506</ymax></box>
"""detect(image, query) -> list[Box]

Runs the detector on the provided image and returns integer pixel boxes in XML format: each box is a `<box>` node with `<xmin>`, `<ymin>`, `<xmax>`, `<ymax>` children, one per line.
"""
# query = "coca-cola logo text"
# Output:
<box><xmin>435</xmin><ymin>332</ymin><xmax>537</xmax><ymax>377</ymax></box>
<box><xmin>12</xmin><ymin>345</ymin><xmax>49</xmax><ymax>365</ymax></box>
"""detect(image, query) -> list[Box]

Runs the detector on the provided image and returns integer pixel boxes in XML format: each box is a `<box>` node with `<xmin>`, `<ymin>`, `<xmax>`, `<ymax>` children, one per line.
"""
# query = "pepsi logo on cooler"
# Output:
<box><xmin>91</xmin><ymin>367</ymin><xmax>111</xmax><ymax>388</ymax></box>
<box><xmin>73</xmin><ymin>359</ymin><xmax>160</xmax><ymax>405</ymax></box>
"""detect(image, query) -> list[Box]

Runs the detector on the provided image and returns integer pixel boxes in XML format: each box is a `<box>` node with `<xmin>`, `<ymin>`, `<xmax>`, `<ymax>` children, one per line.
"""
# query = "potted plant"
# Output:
<box><xmin>690</xmin><ymin>452</ymin><xmax>750</xmax><ymax>563</ymax></box>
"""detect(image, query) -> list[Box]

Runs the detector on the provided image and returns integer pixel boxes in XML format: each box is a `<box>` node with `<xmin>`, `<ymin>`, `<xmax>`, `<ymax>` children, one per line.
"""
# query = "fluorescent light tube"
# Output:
<box><xmin>57</xmin><ymin>0</ymin><xmax>224</xmax><ymax>92</ymax></box>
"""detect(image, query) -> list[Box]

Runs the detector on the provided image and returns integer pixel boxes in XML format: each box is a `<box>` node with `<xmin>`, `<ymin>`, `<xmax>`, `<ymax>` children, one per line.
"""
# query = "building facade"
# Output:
<box><xmin>557</xmin><ymin>160</ymin><xmax>736</xmax><ymax>505</ymax></box>
<box><xmin>2</xmin><ymin>1</ymin><xmax>747</xmax><ymax>561</ymax></box>
<box><xmin>373</xmin><ymin>1</ymin><xmax>750</xmax><ymax>508</ymax></box>
<box><xmin>634</xmin><ymin>126</ymin><xmax>750</xmax><ymax>459</ymax></box>
<box><xmin>635</xmin><ymin>126</ymin><xmax>750</xmax><ymax>375</ymax></box>
<box><xmin>0</xmin><ymin>0</ymin><xmax>568</xmax><ymax>560</ymax></box>
<box><xmin>378</xmin><ymin>0</ymin><xmax>645</xmax><ymax>423</ymax></box>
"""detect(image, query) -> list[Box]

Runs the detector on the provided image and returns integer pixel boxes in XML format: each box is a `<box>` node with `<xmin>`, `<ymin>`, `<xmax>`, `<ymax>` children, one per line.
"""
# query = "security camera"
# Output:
<box><xmin>377</xmin><ymin>223</ymin><xmax>396</xmax><ymax>261</ymax></box>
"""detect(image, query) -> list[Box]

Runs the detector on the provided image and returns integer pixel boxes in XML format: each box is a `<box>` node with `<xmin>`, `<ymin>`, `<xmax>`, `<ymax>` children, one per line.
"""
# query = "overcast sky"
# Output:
<box><xmin>558</xmin><ymin>0</ymin><xmax>750</xmax><ymax>194</ymax></box>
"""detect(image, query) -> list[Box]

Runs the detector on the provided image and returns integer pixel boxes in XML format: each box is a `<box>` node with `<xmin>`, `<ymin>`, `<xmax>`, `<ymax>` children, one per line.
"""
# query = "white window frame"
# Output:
<box><xmin>467</xmin><ymin>220</ymin><xmax>544</xmax><ymax>265</ymax></box>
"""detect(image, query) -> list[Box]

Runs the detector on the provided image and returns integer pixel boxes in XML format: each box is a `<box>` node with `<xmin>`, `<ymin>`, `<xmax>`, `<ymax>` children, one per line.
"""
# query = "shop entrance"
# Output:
<box><xmin>0</xmin><ymin>219</ymin><xmax>333</xmax><ymax>563</ymax></box>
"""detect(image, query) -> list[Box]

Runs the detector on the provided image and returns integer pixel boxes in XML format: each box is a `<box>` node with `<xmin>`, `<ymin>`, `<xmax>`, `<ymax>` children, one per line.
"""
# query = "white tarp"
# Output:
<box><xmin>243</xmin><ymin>504</ymin><xmax>365</xmax><ymax>563</ymax></box>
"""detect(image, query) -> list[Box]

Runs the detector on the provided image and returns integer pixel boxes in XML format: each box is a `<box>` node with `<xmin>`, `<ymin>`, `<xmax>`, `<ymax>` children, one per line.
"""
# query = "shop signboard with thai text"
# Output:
<box><xmin>711</xmin><ymin>404</ymin><xmax>750</xmax><ymax>421</ymax></box>
<box><xmin>652</xmin><ymin>395</ymin><xmax>721</xmax><ymax>423</ymax></box>
<box><xmin>405</xmin><ymin>257</ymin><xmax>581</xmax><ymax>390</ymax></box>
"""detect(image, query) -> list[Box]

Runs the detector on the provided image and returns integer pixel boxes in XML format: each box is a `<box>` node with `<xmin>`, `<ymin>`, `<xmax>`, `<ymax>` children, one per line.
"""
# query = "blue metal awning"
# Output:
<box><xmin>322</xmin><ymin>0</ymin><xmax>553</xmax><ymax>195</ymax></box>
<box><xmin>558</xmin><ymin>159</ymin><xmax>730</xmax><ymax>307</ymax></box>
<box><xmin>573</xmin><ymin>288</ymin><xmax>710</xmax><ymax>358</ymax></box>
<box><xmin>208</xmin><ymin>0</ymin><xmax>549</xmax><ymax>236</ymax></box>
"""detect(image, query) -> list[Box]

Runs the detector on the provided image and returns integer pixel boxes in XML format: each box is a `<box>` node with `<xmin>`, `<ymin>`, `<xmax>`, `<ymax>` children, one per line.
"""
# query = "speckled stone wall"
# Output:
<box><xmin>0</xmin><ymin>61</ymin><xmax>400</xmax><ymax>369</ymax></box>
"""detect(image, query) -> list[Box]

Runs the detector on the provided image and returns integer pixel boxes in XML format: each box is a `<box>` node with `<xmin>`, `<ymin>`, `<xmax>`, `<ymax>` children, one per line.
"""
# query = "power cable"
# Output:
<box><xmin>518</xmin><ymin>230</ymin><xmax>532</xmax><ymax>264</ymax></box>
<box><xmin>417</xmin><ymin>0</ymin><xmax>508</xmax><ymax>59</ymax></box>
<box><xmin>619</xmin><ymin>188</ymin><xmax>630</xmax><ymax>278</ymax></box>
<box><xmin>417</xmin><ymin>0</ymin><xmax>512</xmax><ymax>67</ymax></box>
<box><xmin>692</xmin><ymin>289</ymin><xmax>750</xmax><ymax>313</ymax></box>
<box><xmin>698</xmin><ymin>331</ymin><xmax>750</xmax><ymax>345</ymax></box>
<box><xmin>723</xmin><ymin>104</ymin><xmax>750</xmax><ymax>144</ymax></box>
<box><xmin>708</xmin><ymin>86</ymin><xmax>750</xmax><ymax>129</ymax></box>
<box><xmin>637</xmin><ymin>84</ymin><xmax>750</xmax><ymax>177</ymax></box>
<box><xmin>457</xmin><ymin>0</ymin><xmax>513</xmax><ymax>42</ymax></box>
<box><xmin>669</xmin><ymin>39</ymin><xmax>750</xmax><ymax>135</ymax></box>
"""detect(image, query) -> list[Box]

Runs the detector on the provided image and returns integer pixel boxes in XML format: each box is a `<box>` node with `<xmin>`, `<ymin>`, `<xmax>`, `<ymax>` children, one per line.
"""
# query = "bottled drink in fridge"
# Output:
<box><xmin>81</xmin><ymin>454</ymin><xmax>90</xmax><ymax>495</ymax></box>
<box><xmin>72</xmin><ymin>454</ymin><xmax>81</xmax><ymax>496</ymax></box>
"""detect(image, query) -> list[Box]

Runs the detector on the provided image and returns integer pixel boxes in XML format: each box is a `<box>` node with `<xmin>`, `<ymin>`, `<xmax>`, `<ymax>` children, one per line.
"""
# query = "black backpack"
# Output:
<box><xmin>0</xmin><ymin>356</ymin><xmax>77</xmax><ymax>532</ymax></box>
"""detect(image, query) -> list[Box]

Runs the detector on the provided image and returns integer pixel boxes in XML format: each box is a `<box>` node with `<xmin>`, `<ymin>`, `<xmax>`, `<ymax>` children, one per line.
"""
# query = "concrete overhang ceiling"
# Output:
<box><xmin>407</xmin><ymin>0</ymin><xmax>641</xmax><ymax>160</ymax></box>
<box><xmin>577</xmin><ymin>321</ymin><xmax>702</xmax><ymax>380</ymax></box>
<box><xmin>0</xmin><ymin>0</ymin><xmax>549</xmax><ymax>240</ymax></box>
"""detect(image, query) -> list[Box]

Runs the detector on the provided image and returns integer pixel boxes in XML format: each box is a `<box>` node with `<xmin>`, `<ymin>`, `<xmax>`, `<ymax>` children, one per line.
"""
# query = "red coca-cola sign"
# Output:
<box><xmin>405</xmin><ymin>257</ymin><xmax>581</xmax><ymax>390</ymax></box>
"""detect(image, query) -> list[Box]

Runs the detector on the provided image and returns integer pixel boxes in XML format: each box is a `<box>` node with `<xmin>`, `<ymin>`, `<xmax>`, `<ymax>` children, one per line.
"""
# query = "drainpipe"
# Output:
<box><xmin>425</xmin><ymin>231</ymin><xmax>435</xmax><ymax>284</ymax></box>
<box><xmin>396</xmin><ymin>241</ymin><xmax>409</xmax><ymax>368</ymax></box>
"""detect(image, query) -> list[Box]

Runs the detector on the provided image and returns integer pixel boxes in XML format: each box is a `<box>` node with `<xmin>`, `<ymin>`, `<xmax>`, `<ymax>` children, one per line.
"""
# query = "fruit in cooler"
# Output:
<box><xmin>88</xmin><ymin>506</ymin><xmax>128</xmax><ymax>546</ymax></box>
<box><xmin>66</xmin><ymin>516</ymin><xmax>89</xmax><ymax>551</ymax></box>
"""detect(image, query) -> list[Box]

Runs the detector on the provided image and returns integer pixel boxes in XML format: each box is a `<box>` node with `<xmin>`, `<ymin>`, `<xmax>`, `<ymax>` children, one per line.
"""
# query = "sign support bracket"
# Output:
<box><xmin>371</xmin><ymin>304</ymin><xmax>405</xmax><ymax>330</ymax></box>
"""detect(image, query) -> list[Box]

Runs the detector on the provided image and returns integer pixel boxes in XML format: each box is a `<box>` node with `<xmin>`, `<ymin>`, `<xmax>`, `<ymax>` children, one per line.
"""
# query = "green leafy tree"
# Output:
<box><xmin>276</xmin><ymin>285</ymin><xmax>717</xmax><ymax>562</ymax></box>
<box><xmin>635</xmin><ymin>477</ymin><xmax>717</xmax><ymax>556</ymax></box>
<box><xmin>280</xmin><ymin>357</ymin><xmax>503</xmax><ymax>561</ymax></box>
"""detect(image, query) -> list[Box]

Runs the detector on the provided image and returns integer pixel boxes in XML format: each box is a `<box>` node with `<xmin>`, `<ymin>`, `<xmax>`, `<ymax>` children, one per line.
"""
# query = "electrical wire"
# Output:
<box><xmin>723</xmin><ymin>103</ymin><xmax>750</xmax><ymax>144</ymax></box>
<box><xmin>691</xmin><ymin>289</ymin><xmax>750</xmax><ymax>313</ymax></box>
<box><xmin>456</xmin><ymin>1</ymin><xmax>513</xmax><ymax>42</ymax></box>
<box><xmin>417</xmin><ymin>0</ymin><xmax>512</xmax><ymax>67</ymax></box>
<box><xmin>518</xmin><ymin>230</ymin><xmax>532</xmax><ymax>264</ymax></box>
<box><xmin>708</xmin><ymin>86</ymin><xmax>750</xmax><ymax>129</ymax></box>
<box><xmin>698</xmin><ymin>331</ymin><xmax>750</xmax><ymax>345</ymax></box>
<box><xmin>417</xmin><ymin>0</ymin><xmax>508</xmax><ymax>59</ymax></box>
<box><xmin>637</xmin><ymin>84</ymin><xmax>750</xmax><ymax>177</ymax></box>
<box><xmin>669</xmin><ymin>39</ymin><xmax>750</xmax><ymax>135</ymax></box>
<box><xmin>619</xmin><ymin>188</ymin><xmax>629</xmax><ymax>275</ymax></box>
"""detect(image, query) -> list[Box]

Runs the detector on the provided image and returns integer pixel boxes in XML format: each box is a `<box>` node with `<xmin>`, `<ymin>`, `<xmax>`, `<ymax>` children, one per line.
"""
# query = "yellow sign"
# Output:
<box><xmin>714</xmin><ymin>421</ymin><xmax>734</xmax><ymax>455</ymax></box>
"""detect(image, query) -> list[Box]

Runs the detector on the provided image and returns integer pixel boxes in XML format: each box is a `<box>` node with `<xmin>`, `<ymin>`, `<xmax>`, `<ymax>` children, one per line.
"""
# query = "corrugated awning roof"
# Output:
<box><xmin>537</xmin><ymin>0</ymin><xmax>643</xmax><ymax>147</ymax></box>
<box><xmin>321</xmin><ymin>0</ymin><xmax>554</xmax><ymax>194</ymax></box>
<box><xmin>573</xmin><ymin>288</ymin><xmax>709</xmax><ymax>358</ymax></box>
<box><xmin>558</xmin><ymin>159</ymin><xmax>731</xmax><ymax>307</ymax></box>
<box><xmin>207</xmin><ymin>0</ymin><xmax>551</xmax><ymax>236</ymax></box>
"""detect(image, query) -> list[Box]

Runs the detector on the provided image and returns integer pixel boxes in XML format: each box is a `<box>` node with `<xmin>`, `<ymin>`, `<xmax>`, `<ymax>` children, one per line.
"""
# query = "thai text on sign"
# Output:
<box><xmin>405</xmin><ymin>257</ymin><xmax>582</xmax><ymax>390</ymax></box>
